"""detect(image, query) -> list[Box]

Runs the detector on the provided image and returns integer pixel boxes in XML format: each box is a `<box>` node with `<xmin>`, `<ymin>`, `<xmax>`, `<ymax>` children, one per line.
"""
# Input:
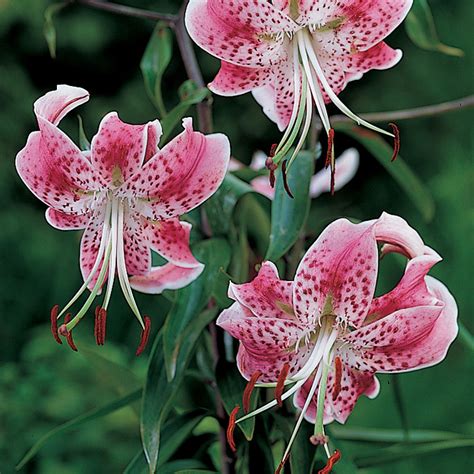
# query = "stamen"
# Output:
<box><xmin>94</xmin><ymin>307</ymin><xmax>107</xmax><ymax>345</ymax></box>
<box><xmin>318</xmin><ymin>450</ymin><xmax>341</xmax><ymax>474</ymax></box>
<box><xmin>332</xmin><ymin>356</ymin><xmax>343</xmax><ymax>401</ymax></box>
<box><xmin>135</xmin><ymin>316</ymin><xmax>151</xmax><ymax>356</ymax></box>
<box><xmin>226</xmin><ymin>405</ymin><xmax>240</xmax><ymax>453</ymax></box>
<box><xmin>266</xmin><ymin>152</ymin><xmax>278</xmax><ymax>188</ymax></box>
<box><xmin>50</xmin><ymin>305</ymin><xmax>62</xmax><ymax>345</ymax></box>
<box><xmin>62</xmin><ymin>313</ymin><xmax>78</xmax><ymax>352</ymax></box>
<box><xmin>243</xmin><ymin>370</ymin><xmax>262</xmax><ymax>414</ymax></box>
<box><xmin>281</xmin><ymin>160</ymin><xmax>294</xmax><ymax>198</ymax></box>
<box><xmin>389</xmin><ymin>123</ymin><xmax>400</xmax><ymax>161</ymax></box>
<box><xmin>325</xmin><ymin>129</ymin><xmax>335</xmax><ymax>168</ymax></box>
<box><xmin>94</xmin><ymin>306</ymin><xmax>101</xmax><ymax>344</ymax></box>
<box><xmin>275</xmin><ymin>363</ymin><xmax>291</xmax><ymax>406</ymax></box>
<box><xmin>275</xmin><ymin>453</ymin><xmax>290</xmax><ymax>474</ymax></box>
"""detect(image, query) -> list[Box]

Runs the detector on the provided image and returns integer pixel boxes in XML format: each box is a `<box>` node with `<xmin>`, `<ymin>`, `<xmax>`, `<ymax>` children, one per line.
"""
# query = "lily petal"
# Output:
<box><xmin>293</xmin><ymin>219</ymin><xmax>378</xmax><ymax>327</ymax></box>
<box><xmin>343</xmin><ymin>42</ymin><xmax>403</xmax><ymax>76</ymax></box>
<box><xmin>129</xmin><ymin>262</ymin><xmax>204</xmax><ymax>294</ymax></box>
<box><xmin>123</xmin><ymin>215</ymin><xmax>151</xmax><ymax>276</ymax></box>
<box><xmin>34</xmin><ymin>84</ymin><xmax>89</xmax><ymax>126</ymax></box>
<box><xmin>144</xmin><ymin>120</ymin><xmax>163</xmax><ymax>163</ymax></box>
<box><xmin>46</xmin><ymin>208</ymin><xmax>91</xmax><ymax>231</ymax></box>
<box><xmin>185</xmin><ymin>0</ymin><xmax>296</xmax><ymax>68</ymax></box>
<box><xmin>80</xmin><ymin>214</ymin><xmax>106</xmax><ymax>289</ymax></box>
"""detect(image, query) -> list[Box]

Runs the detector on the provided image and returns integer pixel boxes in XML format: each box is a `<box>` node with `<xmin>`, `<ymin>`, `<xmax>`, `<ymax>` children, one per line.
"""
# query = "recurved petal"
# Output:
<box><xmin>293</xmin><ymin>219</ymin><xmax>378</xmax><ymax>328</ymax></box>
<box><xmin>16</xmin><ymin>122</ymin><xmax>100</xmax><ymax>213</ymax></box>
<box><xmin>46</xmin><ymin>208</ymin><xmax>91</xmax><ymax>230</ymax></box>
<box><xmin>124</xmin><ymin>118</ymin><xmax>230</xmax><ymax>219</ymax></box>
<box><xmin>343</xmin><ymin>42</ymin><xmax>403</xmax><ymax>75</ymax></box>
<box><xmin>34</xmin><ymin>84</ymin><xmax>89</xmax><ymax>126</ymax></box>
<box><xmin>91</xmin><ymin>112</ymin><xmax>158</xmax><ymax>187</ymax></box>
<box><xmin>228</xmin><ymin>261</ymin><xmax>296</xmax><ymax>321</ymax></box>
<box><xmin>144</xmin><ymin>120</ymin><xmax>163</xmax><ymax>163</ymax></box>
<box><xmin>217</xmin><ymin>302</ymin><xmax>312</xmax><ymax>382</ymax></box>
<box><xmin>147</xmin><ymin>218</ymin><xmax>202</xmax><ymax>269</ymax></box>
<box><xmin>185</xmin><ymin>0</ymin><xmax>296</xmax><ymax>68</ymax></box>
<box><xmin>129</xmin><ymin>262</ymin><xmax>204</xmax><ymax>294</ymax></box>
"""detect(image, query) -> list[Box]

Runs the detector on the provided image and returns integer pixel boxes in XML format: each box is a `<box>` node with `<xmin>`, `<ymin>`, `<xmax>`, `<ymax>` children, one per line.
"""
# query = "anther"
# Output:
<box><xmin>332</xmin><ymin>356</ymin><xmax>343</xmax><ymax>401</ymax></box>
<box><xmin>243</xmin><ymin>370</ymin><xmax>262</xmax><ymax>414</ymax></box>
<box><xmin>226</xmin><ymin>405</ymin><xmax>240</xmax><ymax>453</ymax></box>
<box><xmin>325</xmin><ymin>128</ymin><xmax>335</xmax><ymax>168</ymax></box>
<box><xmin>281</xmin><ymin>160</ymin><xmax>294</xmax><ymax>198</ymax></box>
<box><xmin>135</xmin><ymin>316</ymin><xmax>151</xmax><ymax>356</ymax></box>
<box><xmin>266</xmin><ymin>145</ymin><xmax>279</xmax><ymax>188</ymax></box>
<box><xmin>94</xmin><ymin>306</ymin><xmax>101</xmax><ymax>345</ymax></box>
<box><xmin>389</xmin><ymin>123</ymin><xmax>400</xmax><ymax>162</ymax></box>
<box><xmin>95</xmin><ymin>307</ymin><xmax>107</xmax><ymax>346</ymax></box>
<box><xmin>275</xmin><ymin>363</ymin><xmax>290</xmax><ymax>407</ymax></box>
<box><xmin>50</xmin><ymin>305</ymin><xmax>62</xmax><ymax>345</ymax></box>
<box><xmin>62</xmin><ymin>314</ymin><xmax>78</xmax><ymax>352</ymax></box>
<box><xmin>275</xmin><ymin>453</ymin><xmax>290</xmax><ymax>474</ymax></box>
<box><xmin>310</xmin><ymin>434</ymin><xmax>329</xmax><ymax>445</ymax></box>
<box><xmin>318</xmin><ymin>450</ymin><xmax>341</xmax><ymax>474</ymax></box>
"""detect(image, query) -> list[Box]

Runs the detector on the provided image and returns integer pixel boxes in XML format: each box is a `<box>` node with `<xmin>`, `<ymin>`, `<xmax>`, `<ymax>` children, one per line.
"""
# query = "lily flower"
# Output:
<box><xmin>248</xmin><ymin>148</ymin><xmax>359</xmax><ymax>199</ymax></box>
<box><xmin>186</xmin><ymin>0</ymin><xmax>411</xmax><ymax>184</ymax></box>
<box><xmin>16</xmin><ymin>85</ymin><xmax>230</xmax><ymax>351</ymax></box>
<box><xmin>217</xmin><ymin>212</ymin><xmax>457</xmax><ymax>472</ymax></box>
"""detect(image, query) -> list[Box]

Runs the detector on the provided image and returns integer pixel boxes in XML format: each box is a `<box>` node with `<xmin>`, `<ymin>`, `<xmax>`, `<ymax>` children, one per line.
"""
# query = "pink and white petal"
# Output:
<box><xmin>209</xmin><ymin>61</ymin><xmax>271</xmax><ymax>96</ymax></box>
<box><xmin>144</xmin><ymin>120</ymin><xmax>163</xmax><ymax>163</ymax></box>
<box><xmin>344</xmin><ymin>42</ymin><xmax>403</xmax><ymax>75</ymax></box>
<box><xmin>293</xmin><ymin>219</ymin><xmax>378</xmax><ymax>328</ymax></box>
<box><xmin>310</xmin><ymin>148</ymin><xmax>359</xmax><ymax>198</ymax></box>
<box><xmin>310</xmin><ymin>51</ymin><xmax>349</xmax><ymax>102</ymax></box>
<box><xmin>229</xmin><ymin>261</ymin><xmax>296</xmax><ymax>320</ymax></box>
<box><xmin>147</xmin><ymin>218</ymin><xmax>201</xmax><ymax>268</ymax></box>
<box><xmin>16</xmin><ymin>124</ymin><xmax>100</xmax><ymax>213</ymax></box>
<box><xmin>46</xmin><ymin>208</ymin><xmax>91</xmax><ymax>231</ymax></box>
<box><xmin>251</xmin><ymin>175</ymin><xmax>275</xmax><ymax>199</ymax></box>
<box><xmin>374</xmin><ymin>212</ymin><xmax>425</xmax><ymax>258</ymax></box>
<box><xmin>124</xmin><ymin>118</ymin><xmax>230</xmax><ymax>219</ymax></box>
<box><xmin>123</xmin><ymin>215</ymin><xmax>151</xmax><ymax>276</ymax></box>
<box><xmin>185</xmin><ymin>0</ymin><xmax>296</xmax><ymax>68</ymax></box>
<box><xmin>217</xmin><ymin>301</ymin><xmax>311</xmax><ymax>382</ymax></box>
<box><xmin>80</xmin><ymin>216</ymin><xmax>107</xmax><ymax>289</ymax></box>
<box><xmin>34</xmin><ymin>85</ymin><xmax>89</xmax><ymax>126</ymax></box>
<box><xmin>315</xmin><ymin>0</ymin><xmax>412</xmax><ymax>54</ymax></box>
<box><xmin>368</xmin><ymin>254</ymin><xmax>441</xmax><ymax>320</ymax></box>
<box><xmin>91</xmin><ymin>112</ymin><xmax>149</xmax><ymax>186</ymax></box>
<box><xmin>130</xmin><ymin>262</ymin><xmax>204</xmax><ymax>294</ymax></box>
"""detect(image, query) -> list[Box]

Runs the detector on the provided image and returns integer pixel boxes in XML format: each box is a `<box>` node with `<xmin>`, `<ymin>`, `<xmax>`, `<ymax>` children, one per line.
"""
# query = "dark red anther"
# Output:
<box><xmin>226</xmin><ymin>405</ymin><xmax>240</xmax><ymax>453</ymax></box>
<box><xmin>318</xmin><ymin>450</ymin><xmax>341</xmax><ymax>474</ymax></box>
<box><xmin>325</xmin><ymin>128</ymin><xmax>335</xmax><ymax>168</ymax></box>
<box><xmin>50</xmin><ymin>305</ymin><xmax>62</xmax><ymax>345</ymax></box>
<box><xmin>330</xmin><ymin>159</ymin><xmax>336</xmax><ymax>196</ymax></box>
<box><xmin>243</xmin><ymin>370</ymin><xmax>262</xmax><ymax>414</ymax></box>
<box><xmin>389</xmin><ymin>123</ymin><xmax>400</xmax><ymax>162</ymax></box>
<box><xmin>332</xmin><ymin>356</ymin><xmax>343</xmax><ymax>401</ymax></box>
<box><xmin>281</xmin><ymin>160</ymin><xmax>294</xmax><ymax>198</ymax></box>
<box><xmin>94</xmin><ymin>307</ymin><xmax>107</xmax><ymax>346</ymax></box>
<box><xmin>275</xmin><ymin>362</ymin><xmax>290</xmax><ymax>407</ymax></box>
<box><xmin>136</xmin><ymin>316</ymin><xmax>151</xmax><ymax>356</ymax></box>
<box><xmin>266</xmin><ymin>145</ymin><xmax>279</xmax><ymax>188</ymax></box>
<box><xmin>62</xmin><ymin>314</ymin><xmax>78</xmax><ymax>352</ymax></box>
<box><xmin>275</xmin><ymin>453</ymin><xmax>290</xmax><ymax>474</ymax></box>
<box><xmin>94</xmin><ymin>306</ymin><xmax>101</xmax><ymax>345</ymax></box>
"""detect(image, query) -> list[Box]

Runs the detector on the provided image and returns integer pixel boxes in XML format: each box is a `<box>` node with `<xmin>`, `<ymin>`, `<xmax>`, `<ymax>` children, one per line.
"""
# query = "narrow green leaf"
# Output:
<box><xmin>216</xmin><ymin>360</ymin><xmax>258</xmax><ymax>441</ymax></box>
<box><xmin>391</xmin><ymin>376</ymin><xmax>410</xmax><ymax>440</ymax></box>
<box><xmin>204</xmin><ymin>174</ymin><xmax>254</xmax><ymax>235</ymax></box>
<box><xmin>16</xmin><ymin>389</ymin><xmax>141</xmax><ymax>470</ymax></box>
<box><xmin>77</xmin><ymin>115</ymin><xmax>90</xmax><ymax>151</ymax></box>
<box><xmin>43</xmin><ymin>2</ymin><xmax>68</xmax><ymax>59</ymax></box>
<box><xmin>160</xmin><ymin>80</ymin><xmax>210</xmax><ymax>143</ymax></box>
<box><xmin>406</xmin><ymin>0</ymin><xmax>464</xmax><ymax>57</ymax></box>
<box><xmin>355</xmin><ymin>438</ymin><xmax>474</xmax><ymax>467</ymax></box>
<box><xmin>141</xmin><ymin>308</ymin><xmax>219</xmax><ymax>474</ymax></box>
<box><xmin>162</xmin><ymin>239</ymin><xmax>231</xmax><ymax>380</ymax></box>
<box><xmin>140</xmin><ymin>23</ymin><xmax>173</xmax><ymax>117</ymax></box>
<box><xmin>265</xmin><ymin>151</ymin><xmax>313</xmax><ymax>261</ymax></box>
<box><xmin>159</xmin><ymin>461</ymin><xmax>208</xmax><ymax>474</ymax></box>
<box><xmin>336</xmin><ymin>123</ymin><xmax>435</xmax><ymax>221</ymax></box>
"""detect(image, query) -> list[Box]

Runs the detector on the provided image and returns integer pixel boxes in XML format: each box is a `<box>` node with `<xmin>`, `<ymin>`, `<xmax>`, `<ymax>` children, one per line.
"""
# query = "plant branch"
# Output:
<box><xmin>72</xmin><ymin>0</ymin><xmax>178</xmax><ymax>26</ymax></box>
<box><xmin>331</xmin><ymin>95</ymin><xmax>474</xmax><ymax>124</ymax></box>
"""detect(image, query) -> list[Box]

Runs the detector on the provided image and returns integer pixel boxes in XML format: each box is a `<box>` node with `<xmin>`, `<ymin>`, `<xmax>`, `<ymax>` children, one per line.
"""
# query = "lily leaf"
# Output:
<box><xmin>160</xmin><ymin>80</ymin><xmax>211</xmax><ymax>143</ymax></box>
<box><xmin>16</xmin><ymin>389</ymin><xmax>141</xmax><ymax>470</ymax></box>
<box><xmin>43</xmin><ymin>2</ymin><xmax>68</xmax><ymax>59</ymax></box>
<box><xmin>162</xmin><ymin>239</ymin><xmax>231</xmax><ymax>380</ymax></box>
<box><xmin>141</xmin><ymin>308</ymin><xmax>219</xmax><ymax>474</ymax></box>
<box><xmin>406</xmin><ymin>0</ymin><xmax>464</xmax><ymax>57</ymax></box>
<box><xmin>77</xmin><ymin>115</ymin><xmax>90</xmax><ymax>151</ymax></box>
<box><xmin>140</xmin><ymin>23</ymin><xmax>173</xmax><ymax>117</ymax></box>
<box><xmin>336</xmin><ymin>123</ymin><xmax>435</xmax><ymax>221</ymax></box>
<box><xmin>265</xmin><ymin>151</ymin><xmax>313</xmax><ymax>261</ymax></box>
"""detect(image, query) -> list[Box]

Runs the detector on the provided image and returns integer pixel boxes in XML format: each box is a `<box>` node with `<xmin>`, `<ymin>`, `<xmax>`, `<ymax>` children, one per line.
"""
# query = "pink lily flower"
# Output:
<box><xmin>249</xmin><ymin>148</ymin><xmax>359</xmax><ymax>199</ymax></box>
<box><xmin>16</xmin><ymin>85</ymin><xmax>230</xmax><ymax>351</ymax></box>
<box><xmin>217</xmin><ymin>212</ymin><xmax>457</xmax><ymax>471</ymax></box>
<box><xmin>186</xmin><ymin>0</ymin><xmax>410</xmax><ymax>181</ymax></box>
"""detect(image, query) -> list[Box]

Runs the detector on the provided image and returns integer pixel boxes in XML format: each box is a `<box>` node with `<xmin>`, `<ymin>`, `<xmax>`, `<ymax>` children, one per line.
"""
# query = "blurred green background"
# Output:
<box><xmin>0</xmin><ymin>0</ymin><xmax>472</xmax><ymax>473</ymax></box>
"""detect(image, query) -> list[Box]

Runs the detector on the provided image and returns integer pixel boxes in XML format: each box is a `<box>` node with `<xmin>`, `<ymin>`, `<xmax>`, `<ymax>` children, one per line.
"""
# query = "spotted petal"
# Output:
<box><xmin>46</xmin><ymin>208</ymin><xmax>91</xmax><ymax>231</ymax></box>
<box><xmin>123</xmin><ymin>214</ymin><xmax>151</xmax><ymax>276</ymax></box>
<box><xmin>185</xmin><ymin>0</ymin><xmax>297</xmax><ymax>68</ymax></box>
